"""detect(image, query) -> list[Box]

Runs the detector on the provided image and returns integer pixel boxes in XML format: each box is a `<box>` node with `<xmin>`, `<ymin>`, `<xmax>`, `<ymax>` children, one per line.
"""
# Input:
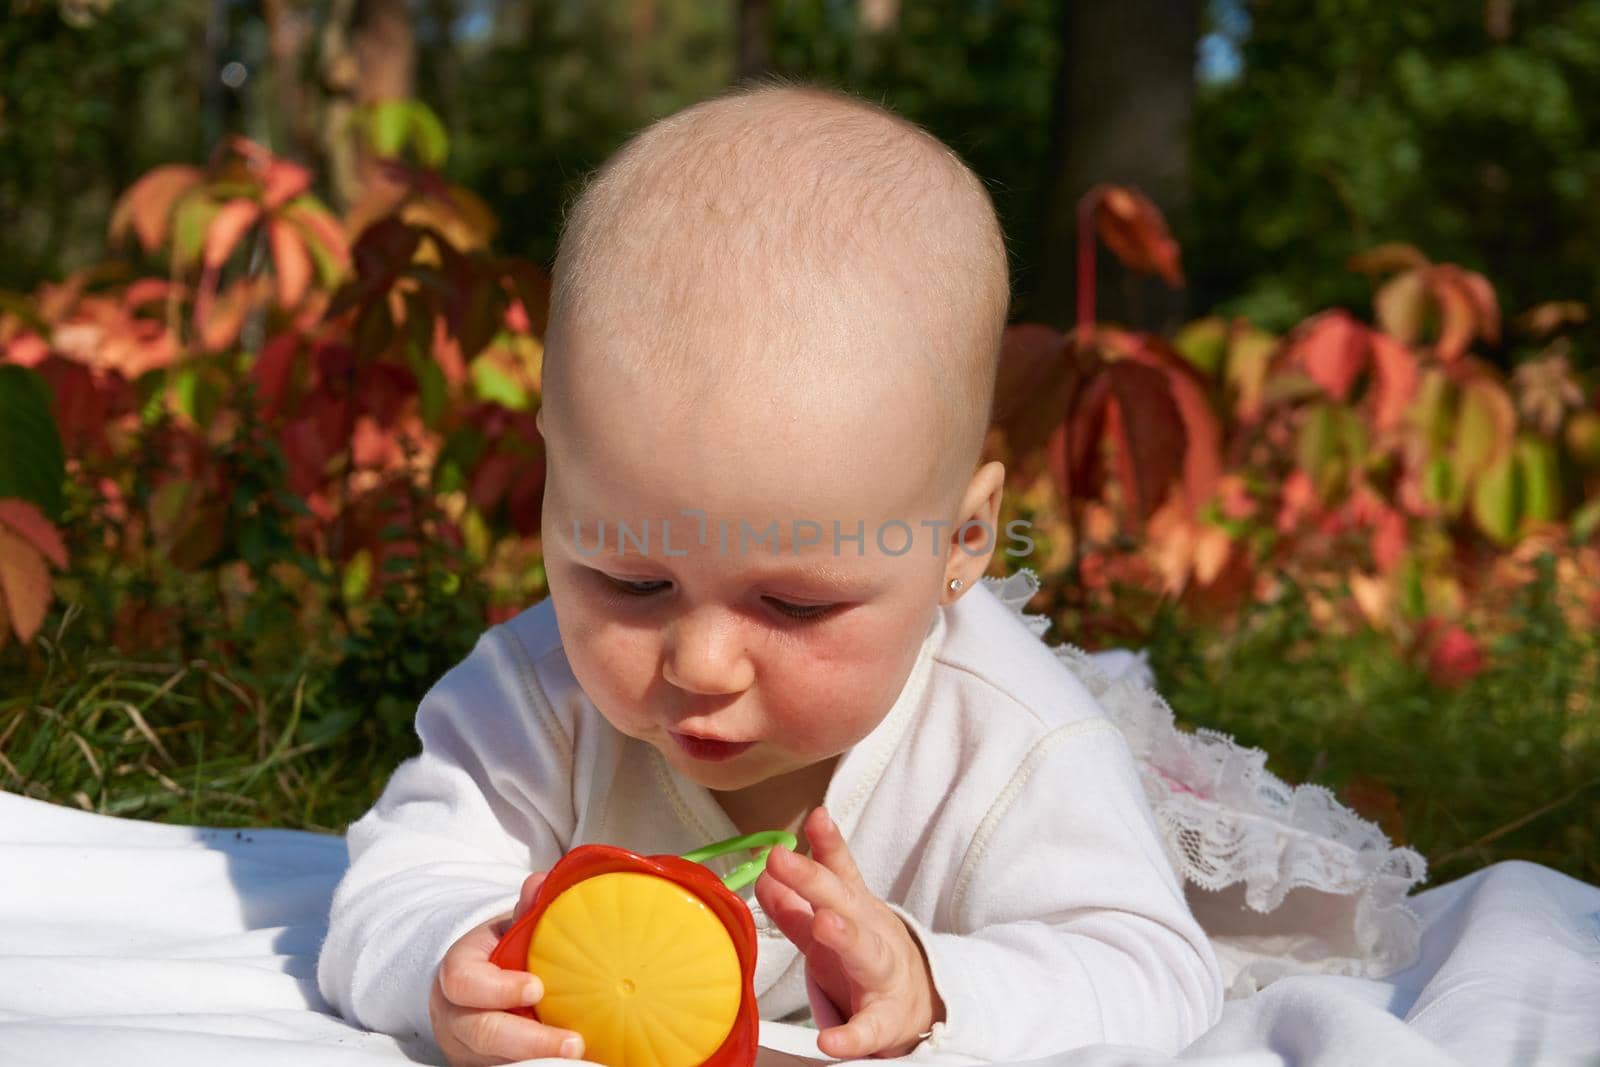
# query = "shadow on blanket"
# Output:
<box><xmin>1</xmin><ymin>793</ymin><xmax>1597</xmax><ymax>1067</ymax></box>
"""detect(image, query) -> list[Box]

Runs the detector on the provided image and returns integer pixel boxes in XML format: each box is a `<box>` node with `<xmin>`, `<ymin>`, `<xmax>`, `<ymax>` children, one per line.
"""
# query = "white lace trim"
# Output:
<box><xmin>981</xmin><ymin>569</ymin><xmax>1428</xmax><ymax>984</ymax></box>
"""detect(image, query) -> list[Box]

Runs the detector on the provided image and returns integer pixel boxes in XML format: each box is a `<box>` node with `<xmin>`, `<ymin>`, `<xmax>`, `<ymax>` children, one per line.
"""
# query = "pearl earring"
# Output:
<box><xmin>948</xmin><ymin>578</ymin><xmax>963</xmax><ymax>592</ymax></box>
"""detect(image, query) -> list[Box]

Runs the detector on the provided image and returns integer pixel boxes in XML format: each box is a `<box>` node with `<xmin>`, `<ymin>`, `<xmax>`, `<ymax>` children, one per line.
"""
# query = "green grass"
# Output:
<box><xmin>4</xmin><ymin>566</ymin><xmax>1598</xmax><ymax>890</ymax></box>
<box><xmin>2</xmin><ymin>605</ymin><xmax>406</xmax><ymax>833</ymax></box>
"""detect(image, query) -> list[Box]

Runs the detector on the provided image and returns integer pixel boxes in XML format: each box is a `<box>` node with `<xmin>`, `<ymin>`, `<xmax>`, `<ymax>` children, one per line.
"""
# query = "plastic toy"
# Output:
<box><xmin>490</xmin><ymin>831</ymin><xmax>797</xmax><ymax>1067</ymax></box>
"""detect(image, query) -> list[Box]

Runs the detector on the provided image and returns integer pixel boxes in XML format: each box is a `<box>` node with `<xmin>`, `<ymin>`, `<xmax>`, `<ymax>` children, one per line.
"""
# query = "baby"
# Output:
<box><xmin>317</xmin><ymin>83</ymin><xmax>1223</xmax><ymax>1065</ymax></box>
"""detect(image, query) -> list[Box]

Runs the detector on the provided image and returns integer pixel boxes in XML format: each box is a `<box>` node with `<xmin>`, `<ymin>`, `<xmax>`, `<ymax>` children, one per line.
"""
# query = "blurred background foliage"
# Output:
<box><xmin>5</xmin><ymin>0</ymin><xmax>1596</xmax><ymax>356</ymax></box>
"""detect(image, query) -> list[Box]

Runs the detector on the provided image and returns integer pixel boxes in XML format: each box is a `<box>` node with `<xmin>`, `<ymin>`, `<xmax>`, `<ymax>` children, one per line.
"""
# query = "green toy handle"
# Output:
<box><xmin>680</xmin><ymin>831</ymin><xmax>799</xmax><ymax>892</ymax></box>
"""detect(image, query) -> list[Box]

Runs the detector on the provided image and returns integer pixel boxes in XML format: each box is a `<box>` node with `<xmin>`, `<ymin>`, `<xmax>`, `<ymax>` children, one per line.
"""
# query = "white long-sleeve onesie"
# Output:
<box><xmin>316</xmin><ymin>580</ymin><xmax>1223</xmax><ymax>1062</ymax></box>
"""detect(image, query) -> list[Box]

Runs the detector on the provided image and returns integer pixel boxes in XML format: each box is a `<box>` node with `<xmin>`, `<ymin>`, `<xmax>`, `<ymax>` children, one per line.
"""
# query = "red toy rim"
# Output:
<box><xmin>488</xmin><ymin>844</ymin><xmax>760</xmax><ymax>1067</ymax></box>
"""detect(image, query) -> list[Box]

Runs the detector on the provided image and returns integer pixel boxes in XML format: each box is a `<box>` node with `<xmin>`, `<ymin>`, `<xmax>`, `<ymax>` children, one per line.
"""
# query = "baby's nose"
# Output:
<box><xmin>660</xmin><ymin>611</ymin><xmax>755</xmax><ymax>695</ymax></box>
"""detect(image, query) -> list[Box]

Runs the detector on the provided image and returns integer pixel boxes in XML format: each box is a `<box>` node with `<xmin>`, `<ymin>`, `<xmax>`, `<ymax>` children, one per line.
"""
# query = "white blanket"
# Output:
<box><xmin>1</xmin><ymin>791</ymin><xmax>1597</xmax><ymax>1067</ymax></box>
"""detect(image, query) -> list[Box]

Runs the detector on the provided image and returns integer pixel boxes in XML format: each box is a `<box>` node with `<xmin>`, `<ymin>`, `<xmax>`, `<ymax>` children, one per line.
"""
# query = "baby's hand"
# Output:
<box><xmin>755</xmin><ymin>807</ymin><xmax>945</xmax><ymax>1059</ymax></box>
<box><xmin>428</xmin><ymin>872</ymin><xmax>587</xmax><ymax>1066</ymax></box>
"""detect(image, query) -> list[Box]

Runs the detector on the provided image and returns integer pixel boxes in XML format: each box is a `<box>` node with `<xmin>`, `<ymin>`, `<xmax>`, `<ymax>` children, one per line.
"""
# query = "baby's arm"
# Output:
<box><xmin>316</xmin><ymin>626</ymin><xmax>573</xmax><ymax>1047</ymax></box>
<box><xmin>901</xmin><ymin>718</ymin><xmax>1222</xmax><ymax>1059</ymax></box>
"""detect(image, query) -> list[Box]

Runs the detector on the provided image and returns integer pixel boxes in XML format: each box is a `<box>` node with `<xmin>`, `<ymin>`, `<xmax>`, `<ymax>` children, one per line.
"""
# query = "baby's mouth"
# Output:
<box><xmin>669</xmin><ymin>730</ymin><xmax>757</xmax><ymax>762</ymax></box>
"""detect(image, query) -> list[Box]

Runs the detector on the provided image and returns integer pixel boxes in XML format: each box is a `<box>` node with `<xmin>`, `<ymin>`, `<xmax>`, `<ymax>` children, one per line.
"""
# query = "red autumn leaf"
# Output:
<box><xmin>1050</xmin><ymin>373</ymin><xmax>1110</xmax><ymax>504</ymax></box>
<box><xmin>469</xmin><ymin>450</ymin><xmax>518</xmax><ymax>514</ymax></box>
<box><xmin>1426</xmin><ymin>623</ymin><xmax>1486</xmax><ymax>688</ymax></box>
<box><xmin>3</xmin><ymin>332</ymin><xmax>48</xmax><ymax>367</ymax></box>
<box><xmin>31</xmin><ymin>356</ymin><xmax>118</xmax><ymax>455</ymax></box>
<box><xmin>350</xmin><ymin>415</ymin><xmax>403</xmax><ymax>470</ymax></box>
<box><xmin>284</xmin><ymin>201</ymin><xmax>354</xmax><ymax>273</ymax></box>
<box><xmin>994</xmin><ymin>323</ymin><xmax>1076</xmax><ymax>463</ymax></box>
<box><xmin>1276</xmin><ymin>470</ymin><xmax>1321</xmax><ymax>535</ymax></box>
<box><xmin>0</xmin><ymin>499</ymin><xmax>67</xmax><ymax>568</ymax></box>
<box><xmin>193</xmin><ymin>200</ymin><xmax>262</xmax><ymax>341</ymax></box>
<box><xmin>432</xmin><ymin>314</ymin><xmax>467</xmax><ymax>386</ymax></box>
<box><xmin>260</xmin><ymin>159</ymin><xmax>313</xmax><ymax>211</ymax></box>
<box><xmin>1091</xmin><ymin>185</ymin><xmax>1184</xmax><ymax>286</ymax></box>
<box><xmin>1515</xmin><ymin>300</ymin><xmax>1588</xmax><ymax>338</ymax></box>
<box><xmin>1367</xmin><ymin>332</ymin><xmax>1419</xmax><ymax>433</ymax></box>
<box><xmin>124</xmin><ymin>278</ymin><xmax>181</xmax><ymax>311</ymax></box>
<box><xmin>252</xmin><ymin>332</ymin><xmax>301</xmax><ymax>415</ymax></box>
<box><xmin>196</xmin><ymin>277</ymin><xmax>256</xmax><ymax>353</ymax></box>
<box><xmin>268</xmin><ymin>217</ymin><xmax>313</xmax><ymax>309</ymax></box>
<box><xmin>109</xmin><ymin>165</ymin><xmax>205</xmax><ymax>253</ymax></box>
<box><xmin>1104</xmin><ymin>359</ymin><xmax>1188</xmax><ymax>519</ymax></box>
<box><xmin>499</xmin><ymin>260</ymin><xmax>551</xmax><ymax>339</ymax></box>
<box><xmin>1118</xmin><ymin>337</ymin><xmax>1223</xmax><ymax>508</ymax></box>
<box><xmin>1346</xmin><ymin>242</ymin><xmax>1429</xmax><ymax>276</ymax></box>
<box><xmin>486</xmin><ymin>602</ymin><xmax>520</xmax><ymax>626</ymax></box>
<box><xmin>504</xmin><ymin>297</ymin><xmax>531</xmax><ymax>335</ymax></box>
<box><xmin>354</xmin><ymin>361</ymin><xmax>418</xmax><ymax>426</ymax></box>
<box><xmin>1372</xmin><ymin>505</ymin><xmax>1406</xmax><ymax>573</ymax></box>
<box><xmin>281</xmin><ymin>417</ymin><xmax>336</xmax><ymax>498</ymax></box>
<box><xmin>1451</xmin><ymin>267</ymin><xmax>1500</xmax><ymax>346</ymax></box>
<box><xmin>203</xmin><ymin>198</ymin><xmax>262</xmax><ymax>272</ymax></box>
<box><xmin>1429</xmin><ymin>265</ymin><xmax>1499</xmax><ymax>362</ymax></box>
<box><xmin>0</xmin><ymin>498</ymin><xmax>68</xmax><ymax>646</ymax></box>
<box><xmin>225</xmin><ymin>134</ymin><xmax>276</xmax><ymax>171</ymax></box>
<box><xmin>1291</xmin><ymin>310</ymin><xmax>1368</xmax><ymax>402</ymax></box>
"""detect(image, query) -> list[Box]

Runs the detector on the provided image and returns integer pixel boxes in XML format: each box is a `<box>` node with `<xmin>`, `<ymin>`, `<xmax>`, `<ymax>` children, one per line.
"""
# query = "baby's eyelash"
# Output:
<box><xmin>610</xmin><ymin>578</ymin><xmax>669</xmax><ymax>597</ymax></box>
<box><xmin>601</xmin><ymin>577</ymin><xmax>834</xmax><ymax>622</ymax></box>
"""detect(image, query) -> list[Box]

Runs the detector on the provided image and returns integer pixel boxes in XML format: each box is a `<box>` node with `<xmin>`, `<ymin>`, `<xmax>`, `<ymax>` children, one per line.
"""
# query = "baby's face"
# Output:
<box><xmin>538</xmin><ymin>350</ymin><xmax>957</xmax><ymax>798</ymax></box>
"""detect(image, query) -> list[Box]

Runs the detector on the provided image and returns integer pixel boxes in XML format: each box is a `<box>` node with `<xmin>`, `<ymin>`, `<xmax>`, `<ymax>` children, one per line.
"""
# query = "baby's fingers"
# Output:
<box><xmin>455</xmin><ymin>1009</ymin><xmax>586</xmax><ymax>1062</ymax></box>
<box><xmin>813</xmin><ymin>908</ymin><xmax>895</xmax><ymax>990</ymax></box>
<box><xmin>817</xmin><ymin>999</ymin><xmax>906</xmax><ymax>1060</ymax></box>
<box><xmin>514</xmin><ymin>871</ymin><xmax>548</xmax><ymax>922</ymax></box>
<box><xmin>439</xmin><ymin>935</ymin><xmax>544</xmax><ymax>1011</ymax></box>
<box><xmin>753</xmin><ymin>870</ymin><xmax>817</xmax><ymax>954</ymax></box>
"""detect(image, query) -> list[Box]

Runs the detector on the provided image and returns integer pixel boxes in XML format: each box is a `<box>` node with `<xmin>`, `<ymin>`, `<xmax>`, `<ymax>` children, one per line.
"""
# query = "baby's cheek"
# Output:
<box><xmin>771</xmin><ymin>647</ymin><xmax>900</xmax><ymax>750</ymax></box>
<box><xmin>571</xmin><ymin>620</ymin><xmax>659</xmax><ymax>709</ymax></box>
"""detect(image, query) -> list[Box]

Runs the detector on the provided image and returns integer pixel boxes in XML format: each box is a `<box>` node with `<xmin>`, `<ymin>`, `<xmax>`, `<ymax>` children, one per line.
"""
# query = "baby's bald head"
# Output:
<box><xmin>543</xmin><ymin>84</ymin><xmax>1009</xmax><ymax>509</ymax></box>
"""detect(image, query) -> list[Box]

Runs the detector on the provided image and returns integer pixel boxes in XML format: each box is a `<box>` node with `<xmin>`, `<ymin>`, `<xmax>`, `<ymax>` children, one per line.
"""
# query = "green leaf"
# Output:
<box><xmin>368</xmin><ymin>100</ymin><xmax>411</xmax><ymax>159</ymax></box>
<box><xmin>1470</xmin><ymin>451</ymin><xmax>1520</xmax><ymax>545</ymax></box>
<box><xmin>1422</xmin><ymin>455</ymin><xmax>1461</xmax><ymax>512</ymax></box>
<box><xmin>1515</xmin><ymin>434</ymin><xmax>1560</xmax><ymax>522</ymax></box>
<box><xmin>1174</xmin><ymin>317</ymin><xmax>1227</xmax><ymax>376</ymax></box>
<box><xmin>341</xmin><ymin>549</ymin><xmax>373</xmax><ymax>603</ymax></box>
<box><xmin>1452</xmin><ymin>378</ymin><xmax>1514</xmax><ymax>479</ymax></box>
<box><xmin>471</xmin><ymin>357</ymin><xmax>527</xmax><ymax>410</ymax></box>
<box><xmin>0</xmin><ymin>365</ymin><xmax>67</xmax><ymax>520</ymax></box>
<box><xmin>171</xmin><ymin>195</ymin><xmax>219</xmax><ymax>269</ymax></box>
<box><xmin>1571</xmin><ymin>498</ymin><xmax>1600</xmax><ymax>543</ymax></box>
<box><xmin>1297</xmin><ymin>403</ymin><xmax>1349</xmax><ymax>500</ymax></box>
<box><xmin>1398</xmin><ymin>554</ymin><xmax>1427</xmax><ymax>619</ymax></box>
<box><xmin>409</xmin><ymin>103</ymin><xmax>450</xmax><ymax>168</ymax></box>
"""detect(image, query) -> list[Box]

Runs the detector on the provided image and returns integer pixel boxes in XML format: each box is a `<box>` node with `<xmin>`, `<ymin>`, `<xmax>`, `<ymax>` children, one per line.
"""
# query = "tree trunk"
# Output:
<box><xmin>1029</xmin><ymin>0</ymin><xmax>1201</xmax><ymax>333</ymax></box>
<box><xmin>262</xmin><ymin>0</ymin><xmax>317</xmax><ymax>161</ymax></box>
<box><xmin>631</xmin><ymin>0</ymin><xmax>656</xmax><ymax>110</ymax></box>
<box><xmin>735</xmin><ymin>0</ymin><xmax>771</xmax><ymax>83</ymax></box>
<box><xmin>858</xmin><ymin>0</ymin><xmax>899</xmax><ymax>35</ymax></box>
<box><xmin>320</xmin><ymin>0</ymin><xmax>416</xmax><ymax>208</ymax></box>
<box><xmin>352</xmin><ymin>0</ymin><xmax>415</xmax><ymax>103</ymax></box>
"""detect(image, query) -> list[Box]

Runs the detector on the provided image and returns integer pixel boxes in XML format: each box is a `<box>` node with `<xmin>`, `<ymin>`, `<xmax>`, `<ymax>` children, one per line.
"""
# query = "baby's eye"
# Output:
<box><xmin>608</xmin><ymin>577</ymin><xmax>670</xmax><ymax>597</ymax></box>
<box><xmin>765</xmin><ymin>597</ymin><xmax>834</xmax><ymax>622</ymax></box>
